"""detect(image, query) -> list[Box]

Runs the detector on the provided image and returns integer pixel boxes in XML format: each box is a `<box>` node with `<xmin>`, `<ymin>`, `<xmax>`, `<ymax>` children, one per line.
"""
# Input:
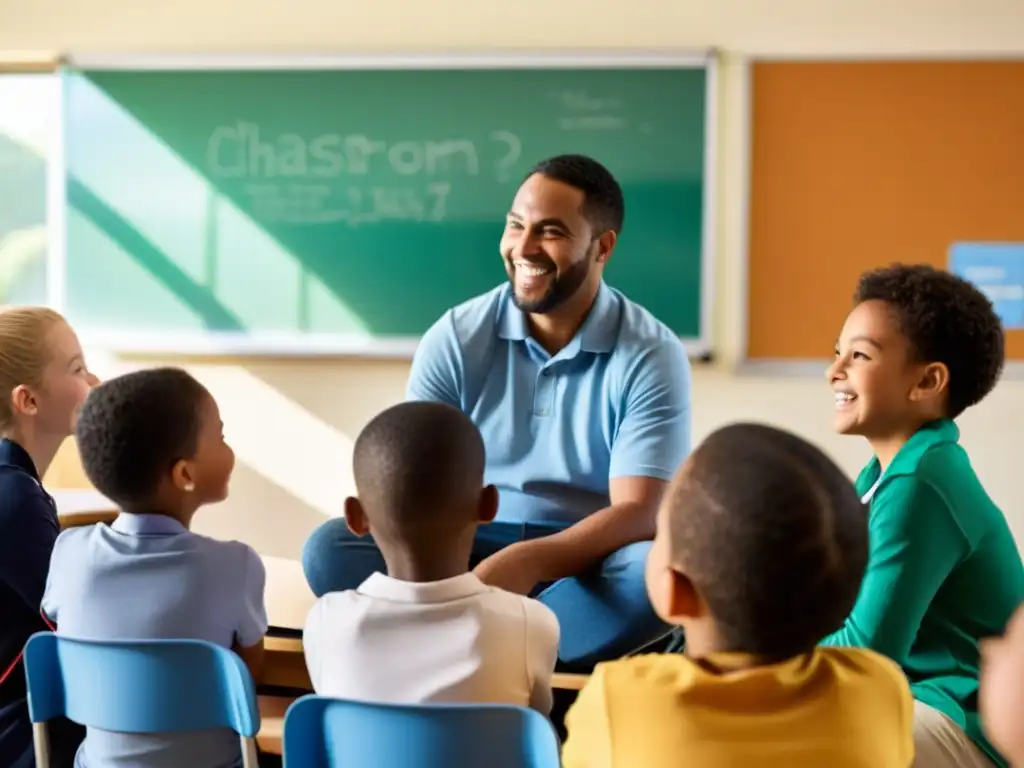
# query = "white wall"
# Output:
<box><xmin>3</xmin><ymin>0</ymin><xmax>1023</xmax><ymax>55</ymax></box>
<box><xmin>6</xmin><ymin>0</ymin><xmax>1024</xmax><ymax>556</ymax></box>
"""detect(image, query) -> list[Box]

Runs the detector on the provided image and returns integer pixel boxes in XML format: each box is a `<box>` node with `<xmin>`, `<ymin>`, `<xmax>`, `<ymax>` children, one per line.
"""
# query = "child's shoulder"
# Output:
<box><xmin>187</xmin><ymin>531</ymin><xmax>260</xmax><ymax>560</ymax></box>
<box><xmin>884</xmin><ymin>420</ymin><xmax>967</xmax><ymax>483</ymax></box>
<box><xmin>878</xmin><ymin>439</ymin><xmax>999</xmax><ymax>528</ymax></box>
<box><xmin>812</xmin><ymin>648</ymin><xmax>914</xmax><ymax>718</ymax></box>
<box><xmin>586</xmin><ymin>653</ymin><xmax>698</xmax><ymax>693</ymax></box>
<box><xmin>155</xmin><ymin>530</ymin><xmax>264</xmax><ymax>583</ymax></box>
<box><xmin>52</xmin><ymin>522</ymin><xmax>99</xmax><ymax>551</ymax></box>
<box><xmin>0</xmin><ymin>465</ymin><xmax>53</xmax><ymax>526</ymax></box>
<box><xmin>46</xmin><ymin>524</ymin><xmax>110</xmax><ymax>578</ymax></box>
<box><xmin>874</xmin><ymin>443</ymin><xmax>967</xmax><ymax>503</ymax></box>
<box><xmin>591</xmin><ymin>649</ymin><xmax>909</xmax><ymax>692</ymax></box>
<box><xmin>814</xmin><ymin>646</ymin><xmax>908</xmax><ymax>684</ymax></box>
<box><xmin>310</xmin><ymin>588</ymin><xmax>363</xmax><ymax>611</ymax></box>
<box><xmin>478</xmin><ymin>586</ymin><xmax>560</xmax><ymax>636</ymax></box>
<box><xmin>914</xmin><ymin>441</ymin><xmax>977</xmax><ymax>487</ymax></box>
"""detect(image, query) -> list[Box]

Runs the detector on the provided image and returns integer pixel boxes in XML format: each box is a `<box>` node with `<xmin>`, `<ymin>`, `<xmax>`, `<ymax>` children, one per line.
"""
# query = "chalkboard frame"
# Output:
<box><xmin>52</xmin><ymin>51</ymin><xmax>719</xmax><ymax>359</ymax></box>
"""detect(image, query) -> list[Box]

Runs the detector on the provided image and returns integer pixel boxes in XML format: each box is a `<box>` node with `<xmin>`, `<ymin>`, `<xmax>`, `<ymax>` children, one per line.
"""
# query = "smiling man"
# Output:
<box><xmin>302</xmin><ymin>154</ymin><xmax>693</xmax><ymax>669</ymax></box>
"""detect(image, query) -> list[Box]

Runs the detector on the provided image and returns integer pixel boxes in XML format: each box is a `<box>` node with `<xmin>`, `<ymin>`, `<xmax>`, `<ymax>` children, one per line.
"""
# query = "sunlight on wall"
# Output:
<box><xmin>66</xmin><ymin>74</ymin><xmax>369</xmax><ymax>335</ymax></box>
<box><xmin>75</xmin><ymin>350</ymin><xmax>354</xmax><ymax>517</ymax></box>
<box><xmin>184</xmin><ymin>364</ymin><xmax>354</xmax><ymax>517</ymax></box>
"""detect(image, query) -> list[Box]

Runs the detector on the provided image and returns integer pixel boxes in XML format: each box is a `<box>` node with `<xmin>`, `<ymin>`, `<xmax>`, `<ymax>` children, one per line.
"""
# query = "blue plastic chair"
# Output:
<box><xmin>282</xmin><ymin>695</ymin><xmax>560</xmax><ymax>768</ymax></box>
<box><xmin>23</xmin><ymin>633</ymin><xmax>260</xmax><ymax>768</ymax></box>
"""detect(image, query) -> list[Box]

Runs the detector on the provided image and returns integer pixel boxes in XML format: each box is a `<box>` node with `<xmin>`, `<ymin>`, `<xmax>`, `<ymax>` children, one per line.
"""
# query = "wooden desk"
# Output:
<box><xmin>256</xmin><ymin>695</ymin><xmax>290</xmax><ymax>756</ymax></box>
<box><xmin>262</xmin><ymin>635</ymin><xmax>313</xmax><ymax>690</ymax></box>
<box><xmin>52</xmin><ymin>489</ymin><xmax>118</xmax><ymax>529</ymax></box>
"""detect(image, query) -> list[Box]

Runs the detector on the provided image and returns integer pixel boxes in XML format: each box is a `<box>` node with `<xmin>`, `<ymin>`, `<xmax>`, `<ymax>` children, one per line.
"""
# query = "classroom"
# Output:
<box><xmin>2</xmin><ymin>0</ymin><xmax>1024</xmax><ymax>765</ymax></box>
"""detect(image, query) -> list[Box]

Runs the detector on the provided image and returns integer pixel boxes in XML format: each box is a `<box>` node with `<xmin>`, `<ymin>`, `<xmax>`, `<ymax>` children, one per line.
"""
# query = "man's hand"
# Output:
<box><xmin>473</xmin><ymin>541</ymin><xmax>552</xmax><ymax>596</ymax></box>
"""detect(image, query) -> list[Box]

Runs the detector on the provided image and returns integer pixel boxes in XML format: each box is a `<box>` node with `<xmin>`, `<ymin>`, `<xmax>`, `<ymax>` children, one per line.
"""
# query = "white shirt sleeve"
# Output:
<box><xmin>524</xmin><ymin>598</ymin><xmax>560</xmax><ymax>715</ymax></box>
<box><xmin>302</xmin><ymin>597</ymin><xmax>326</xmax><ymax>692</ymax></box>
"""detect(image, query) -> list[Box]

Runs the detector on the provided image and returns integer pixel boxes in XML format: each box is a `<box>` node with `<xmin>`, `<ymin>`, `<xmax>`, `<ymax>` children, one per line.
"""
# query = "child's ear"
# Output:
<box><xmin>664</xmin><ymin>568</ymin><xmax>704</xmax><ymax>622</ymax></box>
<box><xmin>10</xmin><ymin>385</ymin><xmax>38</xmax><ymax>417</ymax></box>
<box><xmin>170</xmin><ymin>459</ymin><xmax>197</xmax><ymax>493</ymax></box>
<box><xmin>343</xmin><ymin>496</ymin><xmax>369</xmax><ymax>536</ymax></box>
<box><xmin>477</xmin><ymin>484</ymin><xmax>499</xmax><ymax>524</ymax></box>
<box><xmin>910</xmin><ymin>361</ymin><xmax>950</xmax><ymax>404</ymax></box>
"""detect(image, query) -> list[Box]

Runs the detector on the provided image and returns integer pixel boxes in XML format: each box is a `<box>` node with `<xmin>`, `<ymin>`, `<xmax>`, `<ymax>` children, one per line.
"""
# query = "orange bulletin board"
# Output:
<box><xmin>747</xmin><ymin>60</ymin><xmax>1024</xmax><ymax>361</ymax></box>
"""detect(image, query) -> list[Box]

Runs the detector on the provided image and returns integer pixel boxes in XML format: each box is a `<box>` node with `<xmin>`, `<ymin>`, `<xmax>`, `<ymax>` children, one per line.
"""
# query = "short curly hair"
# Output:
<box><xmin>353</xmin><ymin>400</ymin><xmax>485</xmax><ymax>532</ymax></box>
<box><xmin>75</xmin><ymin>367</ymin><xmax>210</xmax><ymax>509</ymax></box>
<box><xmin>668</xmin><ymin>423</ymin><xmax>868</xmax><ymax>660</ymax></box>
<box><xmin>855</xmin><ymin>263</ymin><xmax>1005</xmax><ymax>418</ymax></box>
<box><xmin>528</xmin><ymin>154</ymin><xmax>625</xmax><ymax>235</ymax></box>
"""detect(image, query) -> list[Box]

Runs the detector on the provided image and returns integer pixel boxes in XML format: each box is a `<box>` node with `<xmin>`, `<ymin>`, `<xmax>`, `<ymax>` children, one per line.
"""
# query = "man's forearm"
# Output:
<box><xmin>521</xmin><ymin>501</ymin><xmax>657</xmax><ymax>582</ymax></box>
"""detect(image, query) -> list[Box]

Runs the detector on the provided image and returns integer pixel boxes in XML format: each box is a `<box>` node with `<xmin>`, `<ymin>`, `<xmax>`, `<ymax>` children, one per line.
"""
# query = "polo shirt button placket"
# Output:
<box><xmin>534</xmin><ymin>366</ymin><xmax>554</xmax><ymax>417</ymax></box>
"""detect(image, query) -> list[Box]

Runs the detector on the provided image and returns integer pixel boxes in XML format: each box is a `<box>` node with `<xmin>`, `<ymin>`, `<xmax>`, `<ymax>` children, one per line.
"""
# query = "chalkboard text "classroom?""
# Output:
<box><xmin>205</xmin><ymin>122</ymin><xmax>524</xmax><ymax>182</ymax></box>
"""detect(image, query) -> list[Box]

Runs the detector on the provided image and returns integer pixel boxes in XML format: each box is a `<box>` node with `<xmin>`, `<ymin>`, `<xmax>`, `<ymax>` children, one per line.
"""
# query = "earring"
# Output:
<box><xmin>183</xmin><ymin>481</ymin><xmax>195</xmax><ymax>492</ymax></box>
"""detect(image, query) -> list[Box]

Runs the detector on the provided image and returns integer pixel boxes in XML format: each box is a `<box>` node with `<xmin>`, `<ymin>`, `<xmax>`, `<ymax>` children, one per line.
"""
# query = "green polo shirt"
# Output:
<box><xmin>821</xmin><ymin>419</ymin><xmax>1024</xmax><ymax>767</ymax></box>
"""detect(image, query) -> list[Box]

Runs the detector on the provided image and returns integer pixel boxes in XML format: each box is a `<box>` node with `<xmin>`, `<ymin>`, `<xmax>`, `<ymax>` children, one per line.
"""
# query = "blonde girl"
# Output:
<box><xmin>0</xmin><ymin>307</ymin><xmax>97</xmax><ymax>768</ymax></box>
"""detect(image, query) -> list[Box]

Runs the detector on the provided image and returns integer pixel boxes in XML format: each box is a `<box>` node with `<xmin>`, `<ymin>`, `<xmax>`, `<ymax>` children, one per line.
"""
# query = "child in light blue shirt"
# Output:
<box><xmin>43</xmin><ymin>367</ymin><xmax>267</xmax><ymax>768</ymax></box>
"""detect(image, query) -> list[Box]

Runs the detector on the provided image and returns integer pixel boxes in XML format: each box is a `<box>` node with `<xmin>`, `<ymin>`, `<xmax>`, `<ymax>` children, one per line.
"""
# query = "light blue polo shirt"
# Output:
<box><xmin>406</xmin><ymin>281</ymin><xmax>692</xmax><ymax>525</ymax></box>
<box><xmin>41</xmin><ymin>514</ymin><xmax>267</xmax><ymax>768</ymax></box>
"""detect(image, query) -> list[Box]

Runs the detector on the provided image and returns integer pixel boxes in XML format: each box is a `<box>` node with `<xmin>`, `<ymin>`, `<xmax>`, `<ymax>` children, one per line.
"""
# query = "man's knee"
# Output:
<box><xmin>557</xmin><ymin>540</ymin><xmax>653</xmax><ymax>606</ymax></box>
<box><xmin>539</xmin><ymin>540</ymin><xmax>667</xmax><ymax>668</ymax></box>
<box><xmin>301</xmin><ymin>518</ymin><xmax>365</xmax><ymax>597</ymax></box>
<box><xmin>599</xmin><ymin>540</ymin><xmax>652</xmax><ymax>575</ymax></box>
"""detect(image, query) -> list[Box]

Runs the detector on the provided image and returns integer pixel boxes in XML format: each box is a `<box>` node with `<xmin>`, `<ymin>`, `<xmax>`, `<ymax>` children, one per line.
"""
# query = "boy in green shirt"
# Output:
<box><xmin>825</xmin><ymin>263</ymin><xmax>1024</xmax><ymax>768</ymax></box>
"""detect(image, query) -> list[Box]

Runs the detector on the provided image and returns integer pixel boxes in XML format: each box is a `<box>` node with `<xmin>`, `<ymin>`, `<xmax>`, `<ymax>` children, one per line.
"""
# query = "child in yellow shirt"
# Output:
<box><xmin>562</xmin><ymin>422</ymin><xmax>915</xmax><ymax>768</ymax></box>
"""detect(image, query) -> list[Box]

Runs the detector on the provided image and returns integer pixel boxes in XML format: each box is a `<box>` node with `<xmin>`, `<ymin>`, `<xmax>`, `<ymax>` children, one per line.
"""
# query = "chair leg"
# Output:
<box><xmin>241</xmin><ymin>735</ymin><xmax>259</xmax><ymax>768</ymax></box>
<box><xmin>33</xmin><ymin>722</ymin><xmax>51</xmax><ymax>768</ymax></box>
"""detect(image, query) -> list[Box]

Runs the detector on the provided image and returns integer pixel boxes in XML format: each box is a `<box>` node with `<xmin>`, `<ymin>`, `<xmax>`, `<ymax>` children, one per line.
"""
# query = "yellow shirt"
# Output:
<box><xmin>562</xmin><ymin>648</ymin><xmax>914</xmax><ymax>768</ymax></box>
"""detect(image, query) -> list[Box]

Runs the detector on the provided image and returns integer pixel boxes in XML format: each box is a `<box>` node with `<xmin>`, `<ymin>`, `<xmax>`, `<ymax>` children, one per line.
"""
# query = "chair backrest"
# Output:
<box><xmin>23</xmin><ymin>633</ymin><xmax>259</xmax><ymax>736</ymax></box>
<box><xmin>282</xmin><ymin>695</ymin><xmax>561</xmax><ymax>768</ymax></box>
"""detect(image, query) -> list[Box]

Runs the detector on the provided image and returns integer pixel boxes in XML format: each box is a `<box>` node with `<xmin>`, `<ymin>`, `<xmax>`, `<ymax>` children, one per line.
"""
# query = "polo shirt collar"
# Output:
<box><xmin>111</xmin><ymin>513</ymin><xmax>189</xmax><ymax>536</ymax></box>
<box><xmin>698</xmin><ymin>651</ymin><xmax>814</xmax><ymax>677</ymax></box>
<box><xmin>496</xmin><ymin>280</ymin><xmax>620</xmax><ymax>354</ymax></box>
<box><xmin>358</xmin><ymin>572</ymin><xmax>489</xmax><ymax>604</ymax></box>
<box><xmin>0</xmin><ymin>438</ymin><xmax>39</xmax><ymax>480</ymax></box>
<box><xmin>888</xmin><ymin>418</ymin><xmax>960</xmax><ymax>474</ymax></box>
<box><xmin>862</xmin><ymin>418</ymin><xmax>960</xmax><ymax>486</ymax></box>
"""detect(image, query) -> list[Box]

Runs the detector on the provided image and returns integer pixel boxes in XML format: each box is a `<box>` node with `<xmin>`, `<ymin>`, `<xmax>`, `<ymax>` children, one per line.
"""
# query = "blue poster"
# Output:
<box><xmin>948</xmin><ymin>242</ymin><xmax>1024</xmax><ymax>330</ymax></box>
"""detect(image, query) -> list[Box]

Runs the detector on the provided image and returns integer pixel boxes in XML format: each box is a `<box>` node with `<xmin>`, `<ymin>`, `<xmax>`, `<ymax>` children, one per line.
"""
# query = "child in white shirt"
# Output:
<box><xmin>303</xmin><ymin>401</ymin><xmax>559</xmax><ymax>713</ymax></box>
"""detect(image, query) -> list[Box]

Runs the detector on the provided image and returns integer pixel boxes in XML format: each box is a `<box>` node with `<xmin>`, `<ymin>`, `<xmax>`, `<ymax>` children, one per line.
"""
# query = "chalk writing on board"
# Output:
<box><xmin>206</xmin><ymin>123</ymin><xmax>522</xmax><ymax>181</ymax></box>
<box><xmin>551</xmin><ymin>90</ymin><xmax>623</xmax><ymax>113</ymax></box>
<box><xmin>489</xmin><ymin>130</ymin><xmax>521</xmax><ymax>184</ymax></box>
<box><xmin>206</xmin><ymin>124</ymin><xmax>521</xmax><ymax>225</ymax></box>
<box><xmin>243</xmin><ymin>182</ymin><xmax>452</xmax><ymax>225</ymax></box>
<box><xmin>548</xmin><ymin>89</ymin><xmax>629</xmax><ymax>132</ymax></box>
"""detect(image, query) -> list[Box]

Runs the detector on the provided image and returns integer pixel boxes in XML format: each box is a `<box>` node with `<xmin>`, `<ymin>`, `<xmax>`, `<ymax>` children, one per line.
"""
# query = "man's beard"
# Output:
<box><xmin>507</xmin><ymin>251</ymin><xmax>593</xmax><ymax>314</ymax></box>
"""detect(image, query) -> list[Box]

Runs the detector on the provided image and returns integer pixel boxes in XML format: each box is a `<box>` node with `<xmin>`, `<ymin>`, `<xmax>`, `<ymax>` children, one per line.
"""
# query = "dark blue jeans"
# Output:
<box><xmin>301</xmin><ymin>519</ymin><xmax>673</xmax><ymax>670</ymax></box>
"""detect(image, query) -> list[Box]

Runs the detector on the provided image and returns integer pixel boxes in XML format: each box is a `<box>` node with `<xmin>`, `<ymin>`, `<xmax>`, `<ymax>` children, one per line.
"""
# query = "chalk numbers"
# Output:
<box><xmin>245</xmin><ymin>182</ymin><xmax>451</xmax><ymax>226</ymax></box>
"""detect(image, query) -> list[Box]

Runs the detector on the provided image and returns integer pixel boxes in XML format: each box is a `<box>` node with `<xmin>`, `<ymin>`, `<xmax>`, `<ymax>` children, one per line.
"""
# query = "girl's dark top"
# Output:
<box><xmin>0</xmin><ymin>439</ymin><xmax>60</xmax><ymax>767</ymax></box>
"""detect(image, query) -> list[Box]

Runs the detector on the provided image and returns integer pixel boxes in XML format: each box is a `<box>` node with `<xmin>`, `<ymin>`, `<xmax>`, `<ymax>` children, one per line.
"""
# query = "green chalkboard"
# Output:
<box><xmin>60</xmin><ymin>55</ymin><xmax>714</xmax><ymax>355</ymax></box>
